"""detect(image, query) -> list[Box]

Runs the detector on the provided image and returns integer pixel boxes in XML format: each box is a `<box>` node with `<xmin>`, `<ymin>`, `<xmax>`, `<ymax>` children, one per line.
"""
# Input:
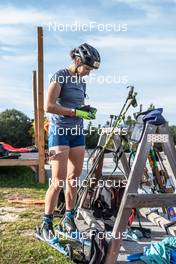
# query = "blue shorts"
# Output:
<box><xmin>48</xmin><ymin>126</ymin><xmax>85</xmax><ymax>148</ymax></box>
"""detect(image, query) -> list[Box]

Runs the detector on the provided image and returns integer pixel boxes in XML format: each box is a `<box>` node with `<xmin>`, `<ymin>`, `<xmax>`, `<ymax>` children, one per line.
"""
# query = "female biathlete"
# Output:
<box><xmin>41</xmin><ymin>43</ymin><xmax>101</xmax><ymax>240</ymax></box>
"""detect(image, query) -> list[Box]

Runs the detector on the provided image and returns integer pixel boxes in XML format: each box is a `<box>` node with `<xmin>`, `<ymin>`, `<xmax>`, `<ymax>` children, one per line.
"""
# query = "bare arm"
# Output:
<box><xmin>45</xmin><ymin>81</ymin><xmax>74</xmax><ymax>116</ymax></box>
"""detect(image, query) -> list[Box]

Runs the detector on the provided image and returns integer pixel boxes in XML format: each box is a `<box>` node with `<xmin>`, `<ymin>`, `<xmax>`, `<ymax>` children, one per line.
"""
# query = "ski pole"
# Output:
<box><xmin>81</xmin><ymin>87</ymin><xmax>137</xmax><ymax>190</ymax></box>
<box><xmin>76</xmin><ymin>90</ymin><xmax>138</xmax><ymax>210</ymax></box>
<box><xmin>82</xmin><ymin>90</ymin><xmax>137</xmax><ymax>188</ymax></box>
<box><xmin>103</xmin><ymin>92</ymin><xmax>137</xmax><ymax>150</ymax></box>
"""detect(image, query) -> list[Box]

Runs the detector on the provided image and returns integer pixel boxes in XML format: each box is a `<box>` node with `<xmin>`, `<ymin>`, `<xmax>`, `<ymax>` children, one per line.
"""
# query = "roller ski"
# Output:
<box><xmin>55</xmin><ymin>211</ymin><xmax>91</xmax><ymax>247</ymax></box>
<box><xmin>35</xmin><ymin>216</ymin><xmax>73</xmax><ymax>259</ymax></box>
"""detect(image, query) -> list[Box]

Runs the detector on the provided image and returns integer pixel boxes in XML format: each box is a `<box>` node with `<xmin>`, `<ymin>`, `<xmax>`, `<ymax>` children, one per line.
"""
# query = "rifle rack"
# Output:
<box><xmin>104</xmin><ymin>122</ymin><xmax>176</xmax><ymax>264</ymax></box>
<box><xmin>77</xmin><ymin>122</ymin><xmax>176</xmax><ymax>264</ymax></box>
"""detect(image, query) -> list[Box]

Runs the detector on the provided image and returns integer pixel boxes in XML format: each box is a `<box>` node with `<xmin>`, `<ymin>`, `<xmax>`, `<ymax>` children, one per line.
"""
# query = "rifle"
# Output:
<box><xmin>148</xmin><ymin>147</ymin><xmax>165</xmax><ymax>192</ymax></box>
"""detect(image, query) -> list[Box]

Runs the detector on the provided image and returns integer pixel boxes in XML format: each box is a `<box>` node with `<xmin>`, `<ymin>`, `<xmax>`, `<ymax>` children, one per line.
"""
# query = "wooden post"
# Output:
<box><xmin>32</xmin><ymin>70</ymin><xmax>38</xmax><ymax>147</ymax></box>
<box><xmin>37</xmin><ymin>27</ymin><xmax>45</xmax><ymax>183</ymax></box>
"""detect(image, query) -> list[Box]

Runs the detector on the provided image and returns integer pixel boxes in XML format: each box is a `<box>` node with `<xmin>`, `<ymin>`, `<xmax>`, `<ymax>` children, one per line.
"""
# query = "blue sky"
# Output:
<box><xmin>0</xmin><ymin>0</ymin><xmax>176</xmax><ymax>125</ymax></box>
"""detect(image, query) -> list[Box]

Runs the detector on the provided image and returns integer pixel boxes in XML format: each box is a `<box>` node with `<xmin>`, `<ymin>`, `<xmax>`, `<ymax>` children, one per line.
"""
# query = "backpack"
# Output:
<box><xmin>90</xmin><ymin>186</ymin><xmax>125</xmax><ymax>220</ymax></box>
<box><xmin>88</xmin><ymin>230</ymin><xmax>108</xmax><ymax>264</ymax></box>
<box><xmin>131</xmin><ymin>108</ymin><xmax>166</xmax><ymax>143</ymax></box>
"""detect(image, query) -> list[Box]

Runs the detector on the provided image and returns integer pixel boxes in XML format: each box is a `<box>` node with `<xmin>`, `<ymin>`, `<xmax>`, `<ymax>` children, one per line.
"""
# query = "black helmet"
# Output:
<box><xmin>73</xmin><ymin>43</ymin><xmax>100</xmax><ymax>69</ymax></box>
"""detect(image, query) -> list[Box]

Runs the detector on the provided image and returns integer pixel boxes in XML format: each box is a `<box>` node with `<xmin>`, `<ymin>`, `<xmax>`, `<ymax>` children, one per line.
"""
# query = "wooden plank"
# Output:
<box><xmin>32</xmin><ymin>70</ymin><xmax>38</xmax><ymax>147</ymax></box>
<box><xmin>37</xmin><ymin>26</ymin><xmax>45</xmax><ymax>183</ymax></box>
<box><xmin>0</xmin><ymin>159</ymin><xmax>39</xmax><ymax>166</ymax></box>
<box><xmin>140</xmin><ymin>208</ymin><xmax>176</xmax><ymax>236</ymax></box>
<box><xmin>126</xmin><ymin>193</ymin><xmax>176</xmax><ymax>208</ymax></box>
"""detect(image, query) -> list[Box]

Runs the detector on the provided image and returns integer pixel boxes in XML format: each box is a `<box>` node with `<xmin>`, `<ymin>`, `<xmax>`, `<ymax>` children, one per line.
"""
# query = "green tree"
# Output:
<box><xmin>85</xmin><ymin>122</ymin><xmax>99</xmax><ymax>148</ymax></box>
<box><xmin>125</xmin><ymin>115</ymin><xmax>136</xmax><ymax>126</ymax></box>
<box><xmin>169</xmin><ymin>125</ymin><xmax>176</xmax><ymax>144</ymax></box>
<box><xmin>0</xmin><ymin>109</ymin><xmax>32</xmax><ymax>147</ymax></box>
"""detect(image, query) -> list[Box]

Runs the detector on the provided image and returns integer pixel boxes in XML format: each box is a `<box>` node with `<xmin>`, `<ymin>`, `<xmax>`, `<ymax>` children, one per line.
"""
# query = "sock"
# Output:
<box><xmin>65</xmin><ymin>210</ymin><xmax>75</xmax><ymax>220</ymax></box>
<box><xmin>43</xmin><ymin>214</ymin><xmax>53</xmax><ymax>223</ymax></box>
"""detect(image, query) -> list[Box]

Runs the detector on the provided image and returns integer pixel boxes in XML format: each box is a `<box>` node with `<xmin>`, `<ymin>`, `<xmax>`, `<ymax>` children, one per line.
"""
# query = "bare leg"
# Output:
<box><xmin>45</xmin><ymin>146</ymin><xmax>69</xmax><ymax>214</ymax></box>
<box><xmin>65</xmin><ymin>146</ymin><xmax>85</xmax><ymax>210</ymax></box>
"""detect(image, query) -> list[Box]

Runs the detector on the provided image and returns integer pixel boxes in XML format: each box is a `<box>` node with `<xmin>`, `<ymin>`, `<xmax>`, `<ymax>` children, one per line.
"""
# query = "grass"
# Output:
<box><xmin>0</xmin><ymin>167</ymin><xmax>73</xmax><ymax>264</ymax></box>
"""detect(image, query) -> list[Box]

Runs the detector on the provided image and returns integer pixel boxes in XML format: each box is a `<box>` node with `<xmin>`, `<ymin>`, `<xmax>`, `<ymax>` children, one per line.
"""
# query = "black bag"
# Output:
<box><xmin>91</xmin><ymin>186</ymin><xmax>125</xmax><ymax>220</ymax></box>
<box><xmin>88</xmin><ymin>231</ymin><xmax>108</xmax><ymax>264</ymax></box>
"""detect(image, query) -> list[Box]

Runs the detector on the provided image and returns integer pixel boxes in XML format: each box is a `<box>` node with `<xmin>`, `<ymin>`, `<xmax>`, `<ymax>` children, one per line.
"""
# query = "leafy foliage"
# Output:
<box><xmin>0</xmin><ymin>109</ymin><xmax>32</xmax><ymax>147</ymax></box>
